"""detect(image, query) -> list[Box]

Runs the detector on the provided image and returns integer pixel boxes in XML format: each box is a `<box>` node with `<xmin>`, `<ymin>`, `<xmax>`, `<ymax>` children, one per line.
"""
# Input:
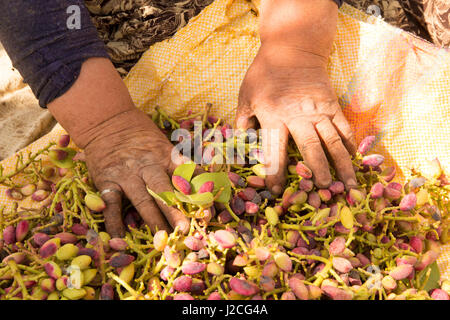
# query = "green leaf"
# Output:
<box><xmin>174</xmin><ymin>190</ymin><xmax>214</xmax><ymax>206</ymax></box>
<box><xmin>48</xmin><ymin>148</ymin><xmax>77</xmax><ymax>169</ymax></box>
<box><xmin>418</xmin><ymin>262</ymin><xmax>441</xmax><ymax>292</ymax></box>
<box><xmin>173</xmin><ymin>163</ymin><xmax>196</xmax><ymax>182</ymax></box>
<box><xmin>147</xmin><ymin>188</ymin><xmax>176</xmax><ymax>206</ymax></box>
<box><xmin>190</xmin><ymin>172</ymin><xmax>232</xmax><ymax>203</ymax></box>
<box><xmin>215</xmin><ymin>187</ymin><xmax>232</xmax><ymax>204</ymax></box>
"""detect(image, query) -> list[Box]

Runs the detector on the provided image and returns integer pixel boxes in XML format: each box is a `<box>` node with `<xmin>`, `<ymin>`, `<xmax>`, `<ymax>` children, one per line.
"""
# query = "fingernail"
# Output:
<box><xmin>271</xmin><ymin>185</ymin><xmax>283</xmax><ymax>195</ymax></box>
<box><xmin>347</xmin><ymin>178</ymin><xmax>358</xmax><ymax>189</ymax></box>
<box><xmin>314</xmin><ymin>178</ymin><xmax>332</xmax><ymax>189</ymax></box>
<box><xmin>177</xmin><ymin>221</ymin><xmax>190</xmax><ymax>234</ymax></box>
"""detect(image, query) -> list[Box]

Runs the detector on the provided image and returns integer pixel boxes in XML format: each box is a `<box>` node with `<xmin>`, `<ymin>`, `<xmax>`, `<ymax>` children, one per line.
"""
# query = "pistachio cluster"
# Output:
<box><xmin>0</xmin><ymin>105</ymin><xmax>448</xmax><ymax>300</ymax></box>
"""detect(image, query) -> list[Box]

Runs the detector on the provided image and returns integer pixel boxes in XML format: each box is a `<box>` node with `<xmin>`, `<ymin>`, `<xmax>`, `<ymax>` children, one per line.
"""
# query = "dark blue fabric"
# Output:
<box><xmin>0</xmin><ymin>0</ymin><xmax>342</xmax><ymax>108</ymax></box>
<box><xmin>333</xmin><ymin>0</ymin><xmax>343</xmax><ymax>7</ymax></box>
<box><xmin>0</xmin><ymin>0</ymin><xmax>109</xmax><ymax>108</ymax></box>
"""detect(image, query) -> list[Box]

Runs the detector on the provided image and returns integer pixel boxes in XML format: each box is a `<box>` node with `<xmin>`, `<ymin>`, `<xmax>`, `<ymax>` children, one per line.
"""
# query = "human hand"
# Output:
<box><xmin>82</xmin><ymin>108</ymin><xmax>191</xmax><ymax>237</ymax></box>
<box><xmin>236</xmin><ymin>45</ymin><xmax>357</xmax><ymax>195</ymax></box>
<box><xmin>47</xmin><ymin>58</ymin><xmax>194</xmax><ymax>238</ymax></box>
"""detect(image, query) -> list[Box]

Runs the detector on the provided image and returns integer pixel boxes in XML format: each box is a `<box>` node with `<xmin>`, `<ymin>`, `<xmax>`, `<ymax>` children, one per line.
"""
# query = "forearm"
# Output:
<box><xmin>47</xmin><ymin>58</ymin><xmax>136</xmax><ymax>149</ymax></box>
<box><xmin>259</xmin><ymin>0</ymin><xmax>339</xmax><ymax>62</ymax></box>
<box><xmin>0</xmin><ymin>0</ymin><xmax>109</xmax><ymax>108</ymax></box>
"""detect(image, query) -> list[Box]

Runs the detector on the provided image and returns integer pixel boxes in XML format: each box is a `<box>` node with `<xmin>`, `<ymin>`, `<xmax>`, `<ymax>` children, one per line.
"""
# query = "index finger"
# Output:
<box><xmin>143</xmin><ymin>168</ymin><xmax>190</xmax><ymax>234</ymax></box>
<box><xmin>255</xmin><ymin>111</ymin><xmax>290</xmax><ymax>195</ymax></box>
<box><xmin>121</xmin><ymin>175</ymin><xmax>171</xmax><ymax>233</ymax></box>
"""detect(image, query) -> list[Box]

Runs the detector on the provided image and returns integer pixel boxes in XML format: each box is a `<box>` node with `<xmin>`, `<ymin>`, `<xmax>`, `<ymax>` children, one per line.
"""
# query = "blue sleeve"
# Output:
<box><xmin>332</xmin><ymin>0</ymin><xmax>343</xmax><ymax>7</ymax></box>
<box><xmin>0</xmin><ymin>0</ymin><xmax>109</xmax><ymax>108</ymax></box>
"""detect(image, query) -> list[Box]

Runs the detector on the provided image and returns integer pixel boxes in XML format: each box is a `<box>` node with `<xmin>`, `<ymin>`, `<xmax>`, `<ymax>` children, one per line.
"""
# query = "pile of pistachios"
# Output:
<box><xmin>0</xmin><ymin>105</ymin><xmax>448</xmax><ymax>300</ymax></box>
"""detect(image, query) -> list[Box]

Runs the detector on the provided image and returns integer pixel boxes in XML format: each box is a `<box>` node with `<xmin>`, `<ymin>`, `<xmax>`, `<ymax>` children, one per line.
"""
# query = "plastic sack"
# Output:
<box><xmin>0</xmin><ymin>0</ymin><xmax>449</xmax><ymax>279</ymax></box>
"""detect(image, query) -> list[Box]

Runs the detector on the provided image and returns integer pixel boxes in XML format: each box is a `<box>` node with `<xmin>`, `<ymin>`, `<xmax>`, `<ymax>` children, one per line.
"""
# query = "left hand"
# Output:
<box><xmin>82</xmin><ymin>109</ymin><xmax>192</xmax><ymax>237</ymax></box>
<box><xmin>235</xmin><ymin>44</ymin><xmax>358</xmax><ymax>195</ymax></box>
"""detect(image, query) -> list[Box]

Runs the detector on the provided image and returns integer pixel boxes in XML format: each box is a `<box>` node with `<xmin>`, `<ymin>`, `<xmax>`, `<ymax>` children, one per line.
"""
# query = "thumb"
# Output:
<box><xmin>235</xmin><ymin>103</ymin><xmax>257</xmax><ymax>131</ymax></box>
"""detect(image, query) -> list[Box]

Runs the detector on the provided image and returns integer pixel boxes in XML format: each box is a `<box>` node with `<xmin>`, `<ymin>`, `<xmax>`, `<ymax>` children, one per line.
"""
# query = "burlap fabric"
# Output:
<box><xmin>0</xmin><ymin>0</ymin><xmax>213</xmax><ymax>160</ymax></box>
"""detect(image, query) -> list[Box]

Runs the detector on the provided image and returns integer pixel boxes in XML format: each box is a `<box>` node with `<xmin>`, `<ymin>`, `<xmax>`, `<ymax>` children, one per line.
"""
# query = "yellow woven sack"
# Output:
<box><xmin>0</xmin><ymin>0</ymin><xmax>449</xmax><ymax>279</ymax></box>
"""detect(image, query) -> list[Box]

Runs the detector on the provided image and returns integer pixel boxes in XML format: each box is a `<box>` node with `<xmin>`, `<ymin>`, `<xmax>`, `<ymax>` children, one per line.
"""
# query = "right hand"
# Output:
<box><xmin>82</xmin><ymin>108</ymin><xmax>191</xmax><ymax>237</ymax></box>
<box><xmin>236</xmin><ymin>46</ymin><xmax>358</xmax><ymax>194</ymax></box>
<box><xmin>46</xmin><ymin>58</ymin><xmax>192</xmax><ymax>238</ymax></box>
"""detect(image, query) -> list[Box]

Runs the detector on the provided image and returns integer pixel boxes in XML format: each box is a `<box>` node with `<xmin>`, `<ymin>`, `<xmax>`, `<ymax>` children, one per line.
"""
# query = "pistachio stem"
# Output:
<box><xmin>0</xmin><ymin>143</ymin><xmax>55</xmax><ymax>184</ymax></box>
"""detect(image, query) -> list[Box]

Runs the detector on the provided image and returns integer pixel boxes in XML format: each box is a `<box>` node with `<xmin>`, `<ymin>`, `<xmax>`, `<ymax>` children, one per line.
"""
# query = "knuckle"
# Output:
<box><xmin>323</xmin><ymin>134</ymin><xmax>342</xmax><ymax>149</ymax></box>
<box><xmin>150</xmin><ymin>177</ymin><xmax>171</xmax><ymax>192</ymax></box>
<box><xmin>139</xmin><ymin>163</ymin><xmax>161</xmax><ymax>179</ymax></box>
<box><xmin>134</xmin><ymin>198</ymin><xmax>156</xmax><ymax>212</ymax></box>
<box><xmin>103</xmin><ymin>196</ymin><xmax>121</xmax><ymax>205</ymax></box>
<box><xmin>300</xmin><ymin>137</ymin><xmax>322</xmax><ymax>152</ymax></box>
<box><xmin>287</xmin><ymin>112</ymin><xmax>307</xmax><ymax>124</ymax></box>
<box><xmin>343</xmin><ymin>129</ymin><xmax>356</xmax><ymax>142</ymax></box>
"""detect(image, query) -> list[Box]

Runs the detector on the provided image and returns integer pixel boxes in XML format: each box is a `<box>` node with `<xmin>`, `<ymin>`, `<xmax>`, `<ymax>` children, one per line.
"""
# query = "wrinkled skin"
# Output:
<box><xmin>82</xmin><ymin>47</ymin><xmax>358</xmax><ymax>236</ymax></box>
<box><xmin>83</xmin><ymin>109</ymin><xmax>191</xmax><ymax>237</ymax></box>
<box><xmin>236</xmin><ymin>46</ymin><xmax>358</xmax><ymax>195</ymax></box>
